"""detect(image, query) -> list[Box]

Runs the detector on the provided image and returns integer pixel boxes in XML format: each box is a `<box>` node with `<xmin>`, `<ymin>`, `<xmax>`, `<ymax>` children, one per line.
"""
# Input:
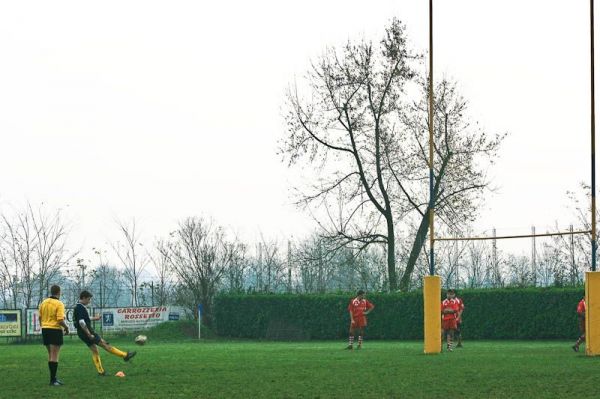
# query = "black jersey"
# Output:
<box><xmin>73</xmin><ymin>302</ymin><xmax>94</xmax><ymax>335</ymax></box>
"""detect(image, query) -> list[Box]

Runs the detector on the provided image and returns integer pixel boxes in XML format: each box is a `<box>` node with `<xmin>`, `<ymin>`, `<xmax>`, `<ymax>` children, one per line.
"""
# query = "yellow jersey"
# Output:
<box><xmin>39</xmin><ymin>296</ymin><xmax>65</xmax><ymax>330</ymax></box>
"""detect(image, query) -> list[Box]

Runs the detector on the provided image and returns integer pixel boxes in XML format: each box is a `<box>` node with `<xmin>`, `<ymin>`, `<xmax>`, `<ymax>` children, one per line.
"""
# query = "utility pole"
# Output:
<box><xmin>287</xmin><ymin>240</ymin><xmax>292</xmax><ymax>293</ymax></box>
<box><xmin>77</xmin><ymin>258</ymin><xmax>87</xmax><ymax>290</ymax></box>
<box><xmin>531</xmin><ymin>226</ymin><xmax>536</xmax><ymax>286</ymax></box>
<box><xmin>492</xmin><ymin>228</ymin><xmax>498</xmax><ymax>286</ymax></box>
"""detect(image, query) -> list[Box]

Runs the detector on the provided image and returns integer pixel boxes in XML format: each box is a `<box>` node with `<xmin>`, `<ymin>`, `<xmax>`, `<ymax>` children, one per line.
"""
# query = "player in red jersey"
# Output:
<box><xmin>441</xmin><ymin>289</ymin><xmax>460</xmax><ymax>352</ymax></box>
<box><xmin>572</xmin><ymin>297</ymin><xmax>586</xmax><ymax>352</ymax></box>
<box><xmin>454</xmin><ymin>293</ymin><xmax>465</xmax><ymax>348</ymax></box>
<box><xmin>346</xmin><ymin>290</ymin><xmax>374</xmax><ymax>350</ymax></box>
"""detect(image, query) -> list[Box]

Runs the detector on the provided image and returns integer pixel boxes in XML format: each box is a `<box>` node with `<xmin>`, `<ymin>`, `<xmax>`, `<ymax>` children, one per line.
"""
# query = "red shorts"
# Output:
<box><xmin>351</xmin><ymin>317</ymin><xmax>367</xmax><ymax>328</ymax></box>
<box><xmin>442</xmin><ymin>319</ymin><xmax>457</xmax><ymax>331</ymax></box>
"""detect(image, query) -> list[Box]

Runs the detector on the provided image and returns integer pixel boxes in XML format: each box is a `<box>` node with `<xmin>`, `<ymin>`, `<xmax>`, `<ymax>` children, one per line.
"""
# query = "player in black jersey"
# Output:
<box><xmin>74</xmin><ymin>291</ymin><xmax>137</xmax><ymax>375</ymax></box>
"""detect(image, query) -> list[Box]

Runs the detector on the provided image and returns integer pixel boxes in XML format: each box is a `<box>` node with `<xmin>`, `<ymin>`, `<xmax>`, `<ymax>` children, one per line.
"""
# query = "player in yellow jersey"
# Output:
<box><xmin>39</xmin><ymin>285</ymin><xmax>69</xmax><ymax>386</ymax></box>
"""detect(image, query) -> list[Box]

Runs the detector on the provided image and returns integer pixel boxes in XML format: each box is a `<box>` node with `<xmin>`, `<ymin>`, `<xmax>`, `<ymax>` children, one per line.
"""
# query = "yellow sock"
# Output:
<box><xmin>108</xmin><ymin>346</ymin><xmax>127</xmax><ymax>358</ymax></box>
<box><xmin>92</xmin><ymin>352</ymin><xmax>104</xmax><ymax>374</ymax></box>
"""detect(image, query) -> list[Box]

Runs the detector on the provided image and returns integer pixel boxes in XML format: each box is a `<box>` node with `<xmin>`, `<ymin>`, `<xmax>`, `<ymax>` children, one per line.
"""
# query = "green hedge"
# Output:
<box><xmin>213</xmin><ymin>288</ymin><xmax>584</xmax><ymax>340</ymax></box>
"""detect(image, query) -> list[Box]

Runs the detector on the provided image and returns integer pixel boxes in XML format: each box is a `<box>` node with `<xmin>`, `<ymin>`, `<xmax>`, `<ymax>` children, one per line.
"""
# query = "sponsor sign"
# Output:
<box><xmin>26</xmin><ymin>308</ymin><xmax>77</xmax><ymax>335</ymax></box>
<box><xmin>99</xmin><ymin>306</ymin><xmax>182</xmax><ymax>332</ymax></box>
<box><xmin>0</xmin><ymin>310</ymin><xmax>21</xmax><ymax>337</ymax></box>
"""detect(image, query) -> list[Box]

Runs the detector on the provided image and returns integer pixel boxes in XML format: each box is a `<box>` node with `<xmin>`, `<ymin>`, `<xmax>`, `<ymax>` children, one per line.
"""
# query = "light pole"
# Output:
<box><xmin>591</xmin><ymin>0</ymin><xmax>597</xmax><ymax>271</ymax></box>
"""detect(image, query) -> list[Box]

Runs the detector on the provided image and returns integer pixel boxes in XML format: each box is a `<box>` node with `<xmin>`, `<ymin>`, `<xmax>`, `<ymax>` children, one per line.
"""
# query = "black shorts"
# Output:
<box><xmin>78</xmin><ymin>332</ymin><xmax>102</xmax><ymax>347</ymax></box>
<box><xmin>42</xmin><ymin>328</ymin><xmax>64</xmax><ymax>346</ymax></box>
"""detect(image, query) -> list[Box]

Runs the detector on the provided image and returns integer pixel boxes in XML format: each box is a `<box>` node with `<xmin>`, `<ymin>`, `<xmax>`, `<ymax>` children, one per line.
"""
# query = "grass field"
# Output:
<box><xmin>2</xmin><ymin>338</ymin><xmax>599</xmax><ymax>398</ymax></box>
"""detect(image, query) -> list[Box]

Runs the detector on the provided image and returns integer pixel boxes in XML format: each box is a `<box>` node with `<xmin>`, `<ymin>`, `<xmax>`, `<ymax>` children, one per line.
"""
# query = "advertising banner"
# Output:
<box><xmin>99</xmin><ymin>306</ymin><xmax>183</xmax><ymax>332</ymax></box>
<box><xmin>26</xmin><ymin>308</ymin><xmax>77</xmax><ymax>335</ymax></box>
<box><xmin>0</xmin><ymin>310</ymin><xmax>21</xmax><ymax>337</ymax></box>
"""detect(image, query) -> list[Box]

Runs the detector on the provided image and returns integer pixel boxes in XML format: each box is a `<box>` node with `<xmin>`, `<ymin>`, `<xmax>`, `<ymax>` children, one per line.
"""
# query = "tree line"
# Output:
<box><xmin>0</xmin><ymin>203</ymin><xmax>592</xmax><ymax>327</ymax></box>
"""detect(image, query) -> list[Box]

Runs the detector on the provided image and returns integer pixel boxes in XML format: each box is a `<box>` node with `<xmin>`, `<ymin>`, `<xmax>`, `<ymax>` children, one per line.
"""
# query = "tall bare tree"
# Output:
<box><xmin>555</xmin><ymin>184</ymin><xmax>597</xmax><ymax>279</ymax></box>
<box><xmin>222</xmin><ymin>240</ymin><xmax>248</xmax><ymax>294</ymax></box>
<box><xmin>282</xmin><ymin>19</ymin><xmax>417</xmax><ymax>290</ymax></box>
<box><xmin>0</xmin><ymin>227</ymin><xmax>19</xmax><ymax>308</ymax></box>
<box><xmin>0</xmin><ymin>210</ymin><xmax>36</xmax><ymax>308</ymax></box>
<box><xmin>159</xmin><ymin>217</ymin><xmax>242</xmax><ymax>326</ymax></box>
<box><xmin>536</xmin><ymin>243</ymin><xmax>566</xmax><ymax>287</ymax></box>
<box><xmin>0</xmin><ymin>271</ymin><xmax>9</xmax><ymax>308</ymax></box>
<box><xmin>507</xmin><ymin>254</ymin><xmax>532</xmax><ymax>287</ymax></box>
<box><xmin>90</xmin><ymin>248</ymin><xmax>125</xmax><ymax>308</ymax></box>
<box><xmin>435</xmin><ymin>239</ymin><xmax>468</xmax><ymax>289</ymax></box>
<box><xmin>294</xmin><ymin>235</ymin><xmax>336</xmax><ymax>293</ymax></box>
<box><xmin>112</xmin><ymin>219</ymin><xmax>147</xmax><ymax>306</ymax></box>
<box><xmin>249</xmin><ymin>236</ymin><xmax>286</xmax><ymax>292</ymax></box>
<box><xmin>150</xmin><ymin>242</ymin><xmax>175</xmax><ymax>305</ymax></box>
<box><xmin>283</xmin><ymin>19</ymin><xmax>504</xmax><ymax>290</ymax></box>
<box><xmin>464</xmin><ymin>240</ymin><xmax>489</xmax><ymax>288</ymax></box>
<box><xmin>29</xmin><ymin>204</ymin><xmax>76</xmax><ymax>305</ymax></box>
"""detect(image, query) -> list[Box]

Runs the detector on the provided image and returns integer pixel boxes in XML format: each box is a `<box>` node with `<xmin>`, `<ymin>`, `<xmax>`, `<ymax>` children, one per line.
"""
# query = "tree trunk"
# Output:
<box><xmin>199</xmin><ymin>280</ymin><xmax>214</xmax><ymax>327</ymax></box>
<box><xmin>386</xmin><ymin>216</ymin><xmax>397</xmax><ymax>291</ymax></box>
<box><xmin>200</xmin><ymin>292</ymin><xmax>213</xmax><ymax>327</ymax></box>
<box><xmin>399</xmin><ymin>151</ymin><xmax>451</xmax><ymax>291</ymax></box>
<box><xmin>399</xmin><ymin>208</ymin><xmax>430</xmax><ymax>291</ymax></box>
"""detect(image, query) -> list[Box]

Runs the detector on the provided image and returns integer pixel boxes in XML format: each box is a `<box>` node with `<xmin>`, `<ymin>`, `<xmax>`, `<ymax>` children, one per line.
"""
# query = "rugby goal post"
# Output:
<box><xmin>423</xmin><ymin>0</ymin><xmax>600</xmax><ymax>355</ymax></box>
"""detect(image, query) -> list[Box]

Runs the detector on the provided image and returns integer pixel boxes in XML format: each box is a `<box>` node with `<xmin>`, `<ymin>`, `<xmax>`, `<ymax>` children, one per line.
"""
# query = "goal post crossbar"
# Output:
<box><xmin>435</xmin><ymin>229</ymin><xmax>592</xmax><ymax>242</ymax></box>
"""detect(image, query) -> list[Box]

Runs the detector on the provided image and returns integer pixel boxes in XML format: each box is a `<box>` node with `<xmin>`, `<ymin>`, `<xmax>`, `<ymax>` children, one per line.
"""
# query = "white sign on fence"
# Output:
<box><xmin>99</xmin><ymin>306</ymin><xmax>183</xmax><ymax>332</ymax></box>
<box><xmin>26</xmin><ymin>308</ymin><xmax>77</xmax><ymax>335</ymax></box>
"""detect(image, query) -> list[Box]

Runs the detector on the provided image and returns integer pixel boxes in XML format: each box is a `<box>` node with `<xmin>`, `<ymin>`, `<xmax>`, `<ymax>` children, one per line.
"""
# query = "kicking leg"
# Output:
<box><xmin>99</xmin><ymin>338</ymin><xmax>136</xmax><ymax>361</ymax></box>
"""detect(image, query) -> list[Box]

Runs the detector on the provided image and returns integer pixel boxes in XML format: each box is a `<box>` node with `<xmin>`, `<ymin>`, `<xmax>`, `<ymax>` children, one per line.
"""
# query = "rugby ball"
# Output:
<box><xmin>134</xmin><ymin>334</ymin><xmax>147</xmax><ymax>345</ymax></box>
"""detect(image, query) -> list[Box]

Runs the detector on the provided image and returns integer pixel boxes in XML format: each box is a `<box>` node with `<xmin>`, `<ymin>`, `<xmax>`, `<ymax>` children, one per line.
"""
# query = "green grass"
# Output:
<box><xmin>2</xmin><ymin>339</ymin><xmax>600</xmax><ymax>398</ymax></box>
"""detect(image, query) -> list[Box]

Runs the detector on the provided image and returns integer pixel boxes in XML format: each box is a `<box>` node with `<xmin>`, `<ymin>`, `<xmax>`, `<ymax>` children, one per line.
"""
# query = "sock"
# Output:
<box><xmin>358</xmin><ymin>336</ymin><xmax>363</xmax><ymax>346</ymax></box>
<box><xmin>348</xmin><ymin>336</ymin><xmax>354</xmax><ymax>346</ymax></box>
<box><xmin>92</xmin><ymin>352</ymin><xmax>105</xmax><ymax>374</ymax></box>
<box><xmin>49</xmin><ymin>361</ymin><xmax>58</xmax><ymax>382</ymax></box>
<box><xmin>108</xmin><ymin>346</ymin><xmax>127</xmax><ymax>358</ymax></box>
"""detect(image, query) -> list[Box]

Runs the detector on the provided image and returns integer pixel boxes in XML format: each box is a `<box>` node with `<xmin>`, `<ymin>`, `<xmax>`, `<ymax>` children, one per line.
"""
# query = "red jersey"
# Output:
<box><xmin>577</xmin><ymin>299</ymin><xmax>586</xmax><ymax>315</ymax></box>
<box><xmin>441</xmin><ymin>298</ymin><xmax>460</xmax><ymax>321</ymax></box>
<box><xmin>348</xmin><ymin>297</ymin><xmax>374</xmax><ymax>319</ymax></box>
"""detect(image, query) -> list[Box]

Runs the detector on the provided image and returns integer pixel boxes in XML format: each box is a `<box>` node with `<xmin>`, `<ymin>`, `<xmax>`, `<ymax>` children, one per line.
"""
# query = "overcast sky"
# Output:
<box><xmin>0</xmin><ymin>0</ymin><xmax>595</xmax><ymax>268</ymax></box>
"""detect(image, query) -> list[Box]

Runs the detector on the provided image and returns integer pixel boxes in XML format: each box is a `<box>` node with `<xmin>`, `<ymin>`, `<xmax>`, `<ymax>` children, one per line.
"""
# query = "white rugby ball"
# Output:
<box><xmin>134</xmin><ymin>334</ymin><xmax>147</xmax><ymax>345</ymax></box>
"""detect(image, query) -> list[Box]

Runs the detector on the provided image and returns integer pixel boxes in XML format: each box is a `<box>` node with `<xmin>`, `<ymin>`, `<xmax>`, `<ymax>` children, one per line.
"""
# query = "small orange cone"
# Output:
<box><xmin>115</xmin><ymin>371</ymin><xmax>126</xmax><ymax>377</ymax></box>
